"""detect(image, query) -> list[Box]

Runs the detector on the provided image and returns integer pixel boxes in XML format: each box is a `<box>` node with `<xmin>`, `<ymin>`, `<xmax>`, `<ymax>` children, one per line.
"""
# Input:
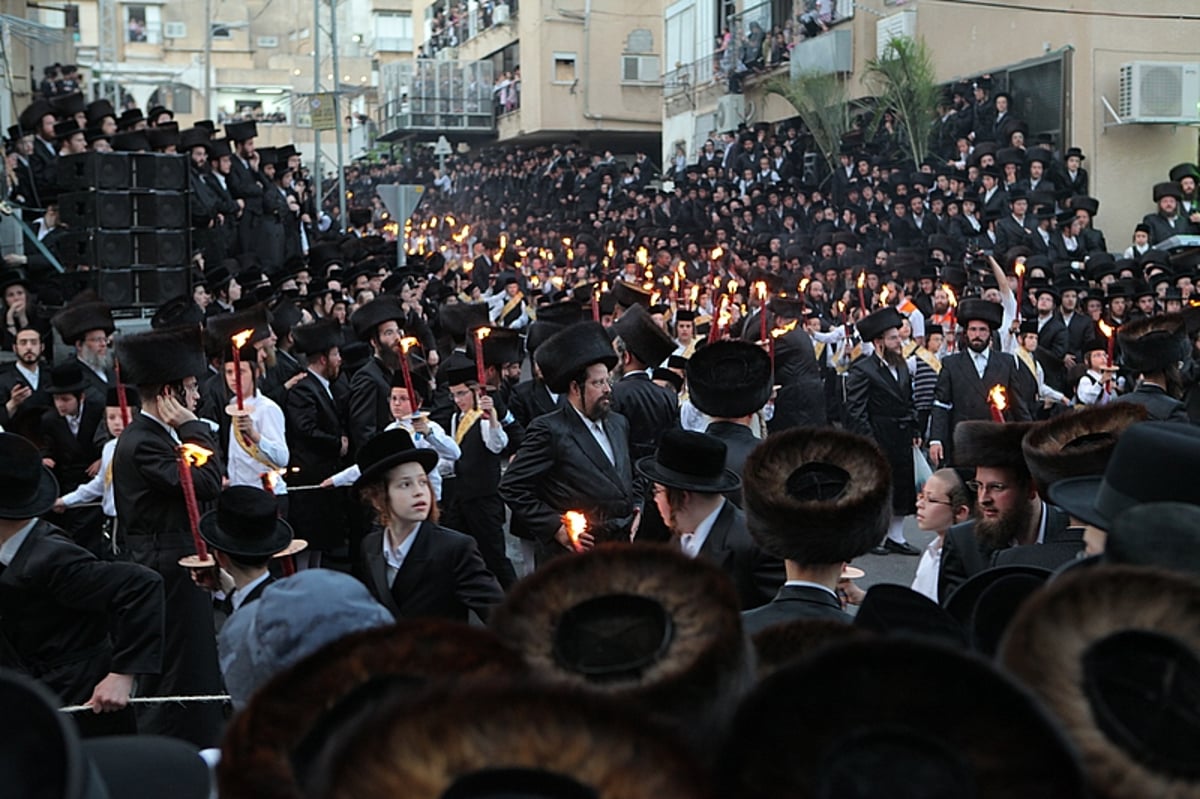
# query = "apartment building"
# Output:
<box><xmin>663</xmin><ymin>0</ymin><xmax>1199</xmax><ymax>229</ymax></box>
<box><xmin>378</xmin><ymin>0</ymin><xmax>665</xmax><ymax>155</ymax></box>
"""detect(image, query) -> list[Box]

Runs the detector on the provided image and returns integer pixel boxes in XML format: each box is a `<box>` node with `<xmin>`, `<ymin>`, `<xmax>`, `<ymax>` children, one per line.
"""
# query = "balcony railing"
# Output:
<box><xmin>422</xmin><ymin>0</ymin><xmax>517</xmax><ymax>59</ymax></box>
<box><xmin>377</xmin><ymin>58</ymin><xmax>496</xmax><ymax>139</ymax></box>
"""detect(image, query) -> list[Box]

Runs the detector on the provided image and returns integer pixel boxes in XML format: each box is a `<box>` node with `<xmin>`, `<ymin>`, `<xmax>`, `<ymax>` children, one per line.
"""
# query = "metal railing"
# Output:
<box><xmin>377</xmin><ymin>59</ymin><xmax>497</xmax><ymax>137</ymax></box>
<box><xmin>425</xmin><ymin>0</ymin><xmax>517</xmax><ymax>57</ymax></box>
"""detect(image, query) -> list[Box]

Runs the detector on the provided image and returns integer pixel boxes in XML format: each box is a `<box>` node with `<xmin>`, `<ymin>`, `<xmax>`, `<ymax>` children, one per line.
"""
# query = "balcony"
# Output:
<box><xmin>377</xmin><ymin>59</ymin><xmax>497</xmax><ymax>142</ymax></box>
<box><xmin>789</xmin><ymin>28</ymin><xmax>852</xmax><ymax>76</ymax></box>
<box><xmin>421</xmin><ymin>0</ymin><xmax>517</xmax><ymax>59</ymax></box>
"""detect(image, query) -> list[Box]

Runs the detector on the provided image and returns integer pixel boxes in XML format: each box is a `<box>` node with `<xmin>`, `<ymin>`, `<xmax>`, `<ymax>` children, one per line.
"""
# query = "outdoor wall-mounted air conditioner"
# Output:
<box><xmin>1118</xmin><ymin>61</ymin><xmax>1200</xmax><ymax>124</ymax></box>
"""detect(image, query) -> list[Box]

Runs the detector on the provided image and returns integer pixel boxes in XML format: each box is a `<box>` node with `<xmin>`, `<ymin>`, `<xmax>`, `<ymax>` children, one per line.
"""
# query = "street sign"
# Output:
<box><xmin>309</xmin><ymin>93</ymin><xmax>338</xmax><ymax>131</ymax></box>
<box><xmin>375</xmin><ymin>184</ymin><xmax>426</xmax><ymax>267</ymax></box>
<box><xmin>433</xmin><ymin>135</ymin><xmax>453</xmax><ymax>156</ymax></box>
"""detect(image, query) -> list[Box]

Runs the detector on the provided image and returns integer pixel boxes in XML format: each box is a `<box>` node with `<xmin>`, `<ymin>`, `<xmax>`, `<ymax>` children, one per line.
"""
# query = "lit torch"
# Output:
<box><xmin>755</xmin><ymin>281</ymin><xmax>768</xmax><ymax>343</ymax></box>
<box><xmin>1097</xmin><ymin>320</ymin><xmax>1116</xmax><ymax>368</ymax></box>
<box><xmin>474</xmin><ymin>327</ymin><xmax>491</xmax><ymax>387</ymax></box>
<box><xmin>988</xmin><ymin>384</ymin><xmax>1008</xmax><ymax>423</ymax></box>
<box><xmin>177</xmin><ymin>443</ymin><xmax>214</xmax><ymax>566</ymax></box>
<box><xmin>230</xmin><ymin>328</ymin><xmax>255</xmax><ymax>411</ymax></box>
<box><xmin>563</xmin><ymin>511</ymin><xmax>588</xmax><ymax>552</ymax></box>
<box><xmin>397</xmin><ymin>336</ymin><xmax>420</xmax><ymax>413</ymax></box>
<box><xmin>1014</xmin><ymin>260</ymin><xmax>1026</xmax><ymax>321</ymax></box>
<box><xmin>857</xmin><ymin>271</ymin><xmax>867</xmax><ymax>312</ymax></box>
<box><xmin>710</xmin><ymin>246</ymin><xmax>723</xmax><ymax>262</ymax></box>
<box><xmin>943</xmin><ymin>283</ymin><xmax>958</xmax><ymax>350</ymax></box>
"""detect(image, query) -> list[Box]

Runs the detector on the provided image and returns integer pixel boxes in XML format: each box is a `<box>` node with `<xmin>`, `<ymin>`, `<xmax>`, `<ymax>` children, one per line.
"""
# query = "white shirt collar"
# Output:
<box><xmin>231</xmin><ymin>572</ymin><xmax>271</xmax><ymax>611</ymax></box>
<box><xmin>308</xmin><ymin>368</ymin><xmax>333</xmax><ymax>397</ymax></box>
<box><xmin>782</xmin><ymin>579</ymin><xmax>839</xmax><ymax>598</ymax></box>
<box><xmin>0</xmin><ymin>518</ymin><xmax>39</xmax><ymax>566</ymax></box>
<box><xmin>15</xmin><ymin>362</ymin><xmax>39</xmax><ymax>389</ymax></box>
<box><xmin>383</xmin><ymin>523</ymin><xmax>420</xmax><ymax>572</ymax></box>
<box><xmin>679</xmin><ymin>501</ymin><xmax>724</xmax><ymax>558</ymax></box>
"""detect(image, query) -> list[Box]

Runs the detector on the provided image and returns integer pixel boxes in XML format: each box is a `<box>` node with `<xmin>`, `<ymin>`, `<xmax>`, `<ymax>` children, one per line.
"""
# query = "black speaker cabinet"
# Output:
<box><xmin>96</xmin><ymin>267</ymin><xmax>191</xmax><ymax>307</ymax></box>
<box><xmin>60</xmin><ymin>191</ymin><xmax>188</xmax><ymax>229</ymax></box>
<box><xmin>60</xmin><ymin>229</ymin><xmax>191</xmax><ymax>268</ymax></box>
<box><xmin>97</xmin><ymin>268</ymin><xmax>136</xmax><ymax>306</ymax></box>
<box><xmin>131</xmin><ymin>154</ymin><xmax>188</xmax><ymax>191</ymax></box>
<box><xmin>55</xmin><ymin>152</ymin><xmax>188</xmax><ymax>192</ymax></box>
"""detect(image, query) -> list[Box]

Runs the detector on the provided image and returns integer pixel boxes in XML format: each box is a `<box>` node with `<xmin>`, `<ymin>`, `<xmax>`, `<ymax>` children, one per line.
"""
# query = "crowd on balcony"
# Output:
<box><xmin>493</xmin><ymin>69</ymin><xmax>521</xmax><ymax>115</ymax></box>
<box><xmin>35</xmin><ymin>63</ymin><xmax>84</xmax><ymax>101</ymax></box>
<box><xmin>715</xmin><ymin>0</ymin><xmax>838</xmax><ymax>92</ymax></box>
<box><xmin>421</xmin><ymin>0</ymin><xmax>517</xmax><ymax>59</ymax></box>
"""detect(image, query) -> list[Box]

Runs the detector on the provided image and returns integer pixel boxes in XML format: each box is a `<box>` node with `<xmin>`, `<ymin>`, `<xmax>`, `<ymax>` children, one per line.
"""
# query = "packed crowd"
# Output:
<box><xmin>0</xmin><ymin>71</ymin><xmax>1198</xmax><ymax>798</ymax></box>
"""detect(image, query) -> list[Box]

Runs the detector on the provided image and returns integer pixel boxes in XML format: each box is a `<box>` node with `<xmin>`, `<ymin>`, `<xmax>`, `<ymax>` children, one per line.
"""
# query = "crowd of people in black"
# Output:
<box><xmin>0</xmin><ymin>69</ymin><xmax>1198</xmax><ymax>798</ymax></box>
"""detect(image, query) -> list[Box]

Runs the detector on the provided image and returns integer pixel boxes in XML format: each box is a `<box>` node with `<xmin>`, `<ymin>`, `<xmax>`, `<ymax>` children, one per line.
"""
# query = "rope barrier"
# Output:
<box><xmin>59</xmin><ymin>694</ymin><xmax>232</xmax><ymax>713</ymax></box>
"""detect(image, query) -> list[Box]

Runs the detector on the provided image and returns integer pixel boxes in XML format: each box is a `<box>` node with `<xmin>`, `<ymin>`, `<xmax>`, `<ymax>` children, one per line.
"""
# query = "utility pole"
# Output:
<box><xmin>312</xmin><ymin>0</ymin><xmax>321</xmax><ymax>219</ymax></box>
<box><xmin>96</xmin><ymin>0</ymin><xmax>119</xmax><ymax>103</ymax></box>
<box><xmin>203</xmin><ymin>0</ymin><xmax>212</xmax><ymax>119</ymax></box>
<box><xmin>329</xmin><ymin>0</ymin><xmax>348</xmax><ymax>232</ymax></box>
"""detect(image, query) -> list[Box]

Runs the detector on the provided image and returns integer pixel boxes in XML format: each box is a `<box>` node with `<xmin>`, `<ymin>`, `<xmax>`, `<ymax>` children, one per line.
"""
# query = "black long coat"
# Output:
<box><xmin>357</xmin><ymin>521</ymin><xmax>503</xmax><ymax>623</ymax></box>
<box><xmin>347</xmin><ymin>356</ymin><xmax>392</xmax><ymax>457</ymax></box>
<box><xmin>500</xmin><ymin>406</ymin><xmax>639</xmax><ymax>554</ymax></box>
<box><xmin>508</xmin><ymin>377</ymin><xmax>561</xmax><ymax>427</ymax></box>
<box><xmin>285</xmin><ymin>371</ymin><xmax>350</xmax><ymax>550</ymax></box>
<box><xmin>0</xmin><ymin>520</ymin><xmax>163</xmax><ymax>704</ymax></box>
<box><xmin>845</xmin><ymin>353</ymin><xmax>918</xmax><ymax>513</ymax></box>
<box><xmin>704</xmin><ymin>420</ymin><xmax>761</xmax><ymax>507</ymax></box>
<box><xmin>929</xmin><ymin>349</ymin><xmax>1032</xmax><ymax>464</ymax></box>
<box><xmin>750</xmin><ymin>316</ymin><xmax>826</xmax><ymax>431</ymax></box>
<box><xmin>742</xmin><ymin>584</ymin><xmax>851</xmax><ymax>636</ymax></box>
<box><xmin>698</xmin><ymin>500</ymin><xmax>784</xmax><ymax>610</ymax></box>
<box><xmin>112</xmin><ymin>414</ymin><xmax>225</xmax><ymax>747</ymax></box>
<box><xmin>611</xmin><ymin>371</ymin><xmax>679</xmax><ymax>462</ymax></box>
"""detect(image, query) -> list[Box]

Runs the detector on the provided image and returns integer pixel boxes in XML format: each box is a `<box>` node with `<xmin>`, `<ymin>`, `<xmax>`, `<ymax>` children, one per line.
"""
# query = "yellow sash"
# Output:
<box><xmin>454</xmin><ymin>409</ymin><xmax>483</xmax><ymax>445</ymax></box>
<box><xmin>103</xmin><ymin>459</ymin><xmax>114</xmax><ymax>489</ymax></box>
<box><xmin>814</xmin><ymin>341</ymin><xmax>826</xmax><ymax>361</ymax></box>
<box><xmin>500</xmin><ymin>292</ymin><xmax>525</xmax><ymax>324</ymax></box>
<box><xmin>902</xmin><ymin>340</ymin><xmax>918</xmax><ymax>359</ymax></box>
<box><xmin>233</xmin><ymin>417</ymin><xmax>285</xmax><ymax>471</ymax></box>
<box><xmin>1016</xmin><ymin>347</ymin><xmax>1039</xmax><ymax>379</ymax></box>
<box><xmin>914</xmin><ymin>346</ymin><xmax>943</xmax><ymax>374</ymax></box>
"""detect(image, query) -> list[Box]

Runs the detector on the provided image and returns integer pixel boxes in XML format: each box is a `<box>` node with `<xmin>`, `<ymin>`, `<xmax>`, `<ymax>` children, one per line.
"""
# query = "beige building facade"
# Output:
<box><xmin>664</xmin><ymin>0</ymin><xmax>1200</xmax><ymax>235</ymax></box>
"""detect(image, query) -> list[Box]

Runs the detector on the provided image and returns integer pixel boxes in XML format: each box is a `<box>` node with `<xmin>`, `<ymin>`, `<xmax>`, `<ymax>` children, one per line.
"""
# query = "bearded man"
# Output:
<box><xmin>347</xmin><ymin>297</ymin><xmax>409</xmax><ymax>457</ymax></box>
<box><xmin>936</xmin><ymin>421</ymin><xmax>1072</xmax><ymax>603</ymax></box>
<box><xmin>51</xmin><ymin>300</ymin><xmax>115</xmax><ymax>408</ymax></box>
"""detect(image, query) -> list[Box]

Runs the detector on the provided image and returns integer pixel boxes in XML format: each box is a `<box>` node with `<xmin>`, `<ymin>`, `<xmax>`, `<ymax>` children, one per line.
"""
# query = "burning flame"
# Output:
<box><xmin>798</xmin><ymin>277</ymin><xmax>811</xmax><ymax>293</ymax></box>
<box><xmin>430</xmin><ymin>216</ymin><xmax>439</xmax><ymax>229</ymax></box>
<box><xmin>650</xmin><ymin>290</ymin><xmax>662</xmax><ymax>305</ymax></box>
<box><xmin>606</xmin><ymin>239</ymin><xmax>615</xmax><ymax>258</ymax></box>
<box><xmin>689</xmin><ymin>285</ymin><xmax>700</xmax><ymax>306</ymax></box>
<box><xmin>563</xmin><ymin>237</ymin><xmax>572</xmax><ymax>249</ymax></box>
<box><xmin>180</xmin><ymin>443</ymin><xmax>213</xmax><ymax>467</ymax></box>
<box><xmin>711</xmin><ymin>247</ymin><xmax>723</xmax><ymax>261</ymax></box>
<box><xmin>880</xmin><ymin>285</ymin><xmax>892</xmax><ymax>305</ymax></box>
<box><xmin>771</xmin><ymin>319</ymin><xmax>799</xmax><ymax>338</ymax></box>
<box><xmin>728</xmin><ymin>279</ymin><xmax>738</xmax><ymax>295</ymax></box>
<box><xmin>856</xmin><ymin>272</ymin><xmax>866</xmax><ymax>289</ymax></box>
<box><xmin>718</xmin><ymin>307</ymin><xmax>733</xmax><ymax>330</ymax></box>
<box><xmin>636</xmin><ymin>247</ymin><xmax>649</xmax><ymax>267</ymax></box>
<box><xmin>988</xmin><ymin>385</ymin><xmax>1008</xmax><ymax>412</ymax></box>
<box><xmin>564</xmin><ymin>511</ymin><xmax>588</xmax><ymax>551</ymax></box>
<box><xmin>260</xmin><ymin>466</ymin><xmax>296</xmax><ymax>492</ymax></box>
<box><xmin>231</xmin><ymin>329</ymin><xmax>254</xmax><ymax>349</ymax></box>
<box><xmin>942</xmin><ymin>284</ymin><xmax>958</xmax><ymax>308</ymax></box>
<box><xmin>1014</xmin><ymin>261</ymin><xmax>1026</xmax><ymax>277</ymax></box>
<box><xmin>754</xmin><ymin>281</ymin><xmax>767</xmax><ymax>302</ymax></box>
<box><xmin>1097</xmin><ymin>320</ymin><xmax>1114</xmax><ymax>339</ymax></box>
<box><xmin>475</xmin><ymin>327</ymin><xmax>492</xmax><ymax>342</ymax></box>
<box><xmin>399</xmin><ymin>336</ymin><xmax>419</xmax><ymax>353</ymax></box>
<box><xmin>446</xmin><ymin>215</ymin><xmax>456</xmax><ymax>227</ymax></box>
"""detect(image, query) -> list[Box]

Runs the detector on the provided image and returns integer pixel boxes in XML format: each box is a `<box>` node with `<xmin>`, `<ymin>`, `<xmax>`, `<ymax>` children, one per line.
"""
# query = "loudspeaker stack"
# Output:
<box><xmin>56</xmin><ymin>152</ymin><xmax>192</xmax><ymax>308</ymax></box>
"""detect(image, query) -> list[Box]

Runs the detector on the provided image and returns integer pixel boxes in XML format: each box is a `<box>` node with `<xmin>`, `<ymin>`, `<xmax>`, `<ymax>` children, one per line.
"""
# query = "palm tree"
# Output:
<box><xmin>766</xmin><ymin>69</ymin><xmax>852</xmax><ymax>175</ymax></box>
<box><xmin>863</xmin><ymin>36</ymin><xmax>941</xmax><ymax>168</ymax></box>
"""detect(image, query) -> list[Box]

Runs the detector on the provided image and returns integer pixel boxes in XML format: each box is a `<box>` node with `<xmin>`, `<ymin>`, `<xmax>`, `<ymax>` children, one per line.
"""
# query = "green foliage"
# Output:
<box><xmin>766</xmin><ymin>70</ymin><xmax>852</xmax><ymax>174</ymax></box>
<box><xmin>863</xmin><ymin>36</ymin><xmax>941</xmax><ymax>167</ymax></box>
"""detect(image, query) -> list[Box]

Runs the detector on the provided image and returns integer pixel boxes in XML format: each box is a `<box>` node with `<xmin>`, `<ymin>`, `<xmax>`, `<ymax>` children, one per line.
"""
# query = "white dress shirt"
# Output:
<box><xmin>572</xmin><ymin>405</ymin><xmax>615</xmax><ymax>465</ymax></box>
<box><xmin>61</xmin><ymin>437</ymin><xmax>119</xmax><ymax>517</ymax></box>
<box><xmin>679</xmin><ymin>501</ymin><xmax>724</xmax><ymax>558</ymax></box>
<box><xmin>15</xmin><ymin>363</ymin><xmax>39</xmax><ymax>390</ymax></box>
<box><xmin>226</xmin><ymin>393</ymin><xmax>290</xmax><ymax>495</ymax></box>
<box><xmin>0</xmin><ymin>518</ymin><xmax>38</xmax><ymax>566</ymax></box>
<box><xmin>383</xmin><ymin>524</ymin><xmax>420</xmax><ymax>587</ymax></box>
<box><xmin>230</xmin><ymin>571</ymin><xmax>272</xmax><ymax>612</ymax></box>
<box><xmin>910</xmin><ymin>535</ymin><xmax>944</xmax><ymax>601</ymax></box>
<box><xmin>328</xmin><ymin>417</ymin><xmax>458</xmax><ymax>499</ymax></box>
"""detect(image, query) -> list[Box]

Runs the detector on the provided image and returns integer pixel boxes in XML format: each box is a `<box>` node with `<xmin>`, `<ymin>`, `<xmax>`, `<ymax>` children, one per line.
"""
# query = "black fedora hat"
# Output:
<box><xmin>0</xmin><ymin>432</ymin><xmax>59</xmax><ymax>519</ymax></box>
<box><xmin>636</xmin><ymin>429</ymin><xmax>741</xmax><ymax>494</ymax></box>
<box><xmin>199</xmin><ymin>486</ymin><xmax>293</xmax><ymax>559</ymax></box>
<box><xmin>43</xmin><ymin>361</ymin><xmax>90</xmax><ymax>395</ymax></box>
<box><xmin>944</xmin><ymin>564</ymin><xmax>1051</xmax><ymax>655</ymax></box>
<box><xmin>354</xmin><ymin>428</ymin><xmax>439</xmax><ymax>487</ymax></box>
<box><xmin>1048</xmin><ymin>422</ymin><xmax>1200</xmax><ymax>530</ymax></box>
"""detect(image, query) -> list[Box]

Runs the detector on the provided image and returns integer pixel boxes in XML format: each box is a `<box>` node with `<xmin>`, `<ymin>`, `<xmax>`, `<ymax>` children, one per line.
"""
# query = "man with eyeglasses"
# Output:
<box><xmin>50</xmin><ymin>299</ymin><xmax>116</xmax><ymax>408</ymax></box>
<box><xmin>501</xmin><ymin>322</ymin><xmax>641</xmax><ymax>567</ymax></box>
<box><xmin>937</xmin><ymin>420</ymin><xmax>1072</xmax><ymax>603</ymax></box>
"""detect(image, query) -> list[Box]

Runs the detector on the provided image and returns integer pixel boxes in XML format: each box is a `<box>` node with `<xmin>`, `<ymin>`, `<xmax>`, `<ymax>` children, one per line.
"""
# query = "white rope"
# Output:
<box><xmin>59</xmin><ymin>694</ymin><xmax>232</xmax><ymax>713</ymax></box>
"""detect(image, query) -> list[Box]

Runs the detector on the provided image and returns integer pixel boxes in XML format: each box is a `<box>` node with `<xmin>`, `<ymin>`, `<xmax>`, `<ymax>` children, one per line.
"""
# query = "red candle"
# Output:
<box><xmin>757</xmin><ymin>282</ymin><xmax>768</xmax><ymax>343</ymax></box>
<box><xmin>708</xmin><ymin>295</ymin><xmax>727</xmax><ymax>344</ymax></box>
<box><xmin>1098</xmin><ymin>321</ymin><xmax>1115</xmax><ymax>367</ymax></box>
<box><xmin>397</xmin><ymin>337</ymin><xmax>419</xmax><ymax>412</ymax></box>
<box><xmin>474</xmin><ymin>328</ymin><xmax>491</xmax><ymax>386</ymax></box>
<box><xmin>591</xmin><ymin>287</ymin><xmax>600</xmax><ymax>322</ymax></box>
<box><xmin>857</xmin><ymin>272</ymin><xmax>867</xmax><ymax>312</ymax></box>
<box><xmin>177</xmin><ymin>444</ymin><xmax>210</xmax><ymax>560</ymax></box>
<box><xmin>113</xmin><ymin>359</ymin><xmax>130</xmax><ymax>427</ymax></box>
<box><xmin>987</xmin><ymin>385</ymin><xmax>1007</xmax><ymax>423</ymax></box>
<box><xmin>1014</xmin><ymin>261</ymin><xmax>1026</xmax><ymax>322</ymax></box>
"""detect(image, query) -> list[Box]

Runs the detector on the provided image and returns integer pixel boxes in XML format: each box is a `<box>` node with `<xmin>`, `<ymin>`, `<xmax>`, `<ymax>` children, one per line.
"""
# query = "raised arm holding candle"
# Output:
<box><xmin>230</xmin><ymin>329</ymin><xmax>254</xmax><ymax>411</ymax></box>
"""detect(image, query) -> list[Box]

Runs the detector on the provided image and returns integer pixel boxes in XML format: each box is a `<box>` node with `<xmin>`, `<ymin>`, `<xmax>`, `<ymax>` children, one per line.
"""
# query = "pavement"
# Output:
<box><xmin>852</xmin><ymin>516</ymin><xmax>933</xmax><ymax>593</ymax></box>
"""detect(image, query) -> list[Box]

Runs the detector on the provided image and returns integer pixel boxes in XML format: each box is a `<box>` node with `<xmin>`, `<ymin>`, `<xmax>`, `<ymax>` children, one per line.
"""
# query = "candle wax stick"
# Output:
<box><xmin>177</xmin><ymin>455</ymin><xmax>208</xmax><ymax>559</ymax></box>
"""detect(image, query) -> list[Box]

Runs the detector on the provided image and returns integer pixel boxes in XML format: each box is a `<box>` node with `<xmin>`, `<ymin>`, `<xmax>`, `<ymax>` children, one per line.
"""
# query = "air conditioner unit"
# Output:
<box><xmin>715</xmin><ymin>94</ymin><xmax>745</xmax><ymax>131</ymax></box>
<box><xmin>875</xmin><ymin>10</ymin><xmax>915</xmax><ymax>59</ymax></box>
<box><xmin>621</xmin><ymin>55</ymin><xmax>660</xmax><ymax>84</ymax></box>
<box><xmin>164</xmin><ymin>22</ymin><xmax>186</xmax><ymax>39</ymax></box>
<box><xmin>1118</xmin><ymin>61</ymin><xmax>1200</xmax><ymax>124</ymax></box>
<box><xmin>256</xmin><ymin>35</ymin><xmax>280</xmax><ymax>48</ymax></box>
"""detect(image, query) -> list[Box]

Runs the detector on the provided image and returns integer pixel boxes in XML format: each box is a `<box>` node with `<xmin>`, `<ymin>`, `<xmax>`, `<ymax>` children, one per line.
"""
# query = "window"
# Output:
<box><xmin>375</xmin><ymin>12</ymin><xmax>413</xmax><ymax>52</ymax></box>
<box><xmin>211</xmin><ymin>23</ymin><xmax>233</xmax><ymax>40</ymax></box>
<box><xmin>164</xmin><ymin>21</ymin><xmax>186</xmax><ymax>38</ymax></box>
<box><xmin>553</xmin><ymin>52</ymin><xmax>576</xmax><ymax>83</ymax></box>
<box><xmin>622</xmin><ymin>55</ymin><xmax>660</xmax><ymax>84</ymax></box>
<box><xmin>125</xmin><ymin>4</ymin><xmax>160</xmax><ymax>43</ymax></box>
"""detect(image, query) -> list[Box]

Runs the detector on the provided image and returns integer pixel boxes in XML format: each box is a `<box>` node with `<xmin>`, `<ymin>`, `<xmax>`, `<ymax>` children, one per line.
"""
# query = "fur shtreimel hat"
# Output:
<box><xmin>1021</xmin><ymin>404</ymin><xmax>1147</xmax><ymax>495</ymax></box>
<box><xmin>742</xmin><ymin>429</ymin><xmax>892</xmax><ymax>565</ymax></box>
<box><xmin>953</xmin><ymin>421</ymin><xmax>1036</xmax><ymax>474</ymax></box>
<box><xmin>116</xmin><ymin>325</ymin><xmax>206</xmax><ymax>386</ymax></box>
<box><xmin>490</xmin><ymin>544</ymin><xmax>754</xmax><ymax>758</ymax></box>
<box><xmin>1117</xmin><ymin>313</ymin><xmax>1189</xmax><ymax>374</ymax></box>
<box><xmin>304</xmin><ymin>684</ymin><xmax>712</xmax><ymax>799</ymax></box>
<box><xmin>611</xmin><ymin>303</ymin><xmax>675</xmax><ymax>368</ymax></box>
<box><xmin>437</xmin><ymin>301</ymin><xmax>490</xmax><ymax>342</ymax></box>
<box><xmin>1001</xmin><ymin>567</ymin><xmax>1200</xmax><ymax>799</ymax></box>
<box><xmin>51</xmin><ymin>299</ymin><xmax>114</xmax><ymax>344</ymax></box>
<box><xmin>535</xmin><ymin>321</ymin><xmax>619</xmax><ymax>394</ymax></box>
<box><xmin>720</xmin><ymin>638</ymin><xmax>1089</xmax><ymax>799</ymax></box>
<box><xmin>206</xmin><ymin>303</ymin><xmax>272</xmax><ymax>357</ymax></box>
<box><xmin>609</xmin><ymin>280</ymin><xmax>653</xmax><ymax>310</ymax></box>
<box><xmin>219</xmin><ymin>620</ymin><xmax>528</xmax><ymax>799</ymax></box>
<box><xmin>686</xmin><ymin>341</ymin><xmax>772</xmax><ymax>419</ymax></box>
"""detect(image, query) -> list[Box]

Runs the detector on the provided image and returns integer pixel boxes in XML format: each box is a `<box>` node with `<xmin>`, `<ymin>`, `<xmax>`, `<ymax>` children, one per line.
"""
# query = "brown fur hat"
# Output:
<box><xmin>752</xmin><ymin>619</ymin><xmax>873</xmax><ymax>680</ymax></box>
<box><xmin>1117</xmin><ymin>313</ymin><xmax>1189</xmax><ymax>374</ymax></box>
<box><xmin>115</xmin><ymin>325</ymin><xmax>206</xmax><ymax>386</ymax></box>
<box><xmin>741</xmin><ymin>428</ymin><xmax>892</xmax><ymax>564</ymax></box>
<box><xmin>51</xmin><ymin>299</ymin><xmax>114</xmax><ymax>344</ymax></box>
<box><xmin>953</xmin><ymin>421</ymin><xmax>1037</xmax><ymax>474</ymax></box>
<box><xmin>1021</xmin><ymin>405</ymin><xmax>1148</xmax><ymax>495</ymax></box>
<box><xmin>219</xmin><ymin>620</ymin><xmax>527</xmax><ymax>799</ymax></box>
<box><xmin>610</xmin><ymin>279</ymin><xmax>653</xmax><ymax>310</ymax></box>
<box><xmin>1000</xmin><ymin>566</ymin><xmax>1200</xmax><ymax>799</ymax></box>
<box><xmin>720</xmin><ymin>638</ymin><xmax>1088</xmax><ymax>799</ymax></box>
<box><xmin>489</xmin><ymin>543</ymin><xmax>754</xmax><ymax>757</ymax></box>
<box><xmin>309</xmin><ymin>683</ymin><xmax>713</xmax><ymax>799</ymax></box>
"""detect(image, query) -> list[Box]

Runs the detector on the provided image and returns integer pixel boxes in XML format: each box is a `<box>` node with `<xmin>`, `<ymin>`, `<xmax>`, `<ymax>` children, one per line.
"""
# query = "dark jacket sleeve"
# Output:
<box><xmin>929</xmin><ymin>364</ymin><xmax>953</xmax><ymax>444</ymax></box>
<box><xmin>452</xmin><ymin>535</ymin><xmax>505</xmax><ymax>622</ymax></box>
<box><xmin>348</xmin><ymin>368</ymin><xmax>382</xmax><ymax>455</ymax></box>
<box><xmin>498</xmin><ymin>416</ymin><xmax>563</xmax><ymax>543</ymax></box>
<box><xmin>843</xmin><ymin>362</ymin><xmax>874</xmax><ymax>439</ymax></box>
<box><xmin>286</xmin><ymin>383</ymin><xmax>341</xmax><ymax>457</ymax></box>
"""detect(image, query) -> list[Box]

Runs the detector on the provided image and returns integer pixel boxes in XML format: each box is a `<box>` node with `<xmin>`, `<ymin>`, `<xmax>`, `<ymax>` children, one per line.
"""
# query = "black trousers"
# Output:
<box><xmin>442</xmin><ymin>484</ymin><xmax>517</xmax><ymax>590</ymax></box>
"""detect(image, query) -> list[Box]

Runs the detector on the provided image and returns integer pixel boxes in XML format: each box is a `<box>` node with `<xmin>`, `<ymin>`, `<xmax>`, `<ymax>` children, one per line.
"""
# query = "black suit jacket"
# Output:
<box><xmin>508</xmin><ymin>378</ymin><xmax>561</xmax><ymax>427</ymax></box>
<box><xmin>937</xmin><ymin>504</ymin><xmax>1073</xmax><ymax>603</ymax></box>
<box><xmin>845</xmin><ymin>354</ymin><xmax>918</xmax><ymax>511</ymax></box>
<box><xmin>285</xmin><ymin>371</ymin><xmax>345</xmax><ymax>484</ymax></box>
<box><xmin>0</xmin><ymin>521</ymin><xmax>163</xmax><ymax>704</ymax></box>
<box><xmin>1113</xmin><ymin>383</ymin><xmax>1191</xmax><ymax>423</ymax></box>
<box><xmin>929</xmin><ymin>349</ymin><xmax>1032</xmax><ymax>462</ymax></box>
<box><xmin>0</xmin><ymin>363</ymin><xmax>49</xmax><ymax>428</ymax></box>
<box><xmin>1034</xmin><ymin>316</ymin><xmax>1070</xmax><ymax>392</ymax></box>
<box><xmin>698</xmin><ymin>500</ymin><xmax>784</xmax><ymax>610</ymax></box>
<box><xmin>741</xmin><ymin>584</ymin><xmax>851</xmax><ymax>635</ymax></box>
<box><xmin>704</xmin><ymin>421</ymin><xmax>760</xmax><ymax>506</ymax></box>
<box><xmin>348</xmin><ymin>357</ymin><xmax>392</xmax><ymax>457</ymax></box>
<box><xmin>500</xmin><ymin>406</ymin><xmax>639</xmax><ymax>546</ymax></box>
<box><xmin>357</xmin><ymin>522</ymin><xmax>503</xmax><ymax>623</ymax></box>
<box><xmin>611</xmin><ymin>371</ymin><xmax>679</xmax><ymax>462</ymax></box>
<box><xmin>75</xmin><ymin>358</ymin><xmax>114</xmax><ymax>410</ymax></box>
<box><xmin>39</xmin><ymin>400</ymin><xmax>105</xmax><ymax>492</ymax></box>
